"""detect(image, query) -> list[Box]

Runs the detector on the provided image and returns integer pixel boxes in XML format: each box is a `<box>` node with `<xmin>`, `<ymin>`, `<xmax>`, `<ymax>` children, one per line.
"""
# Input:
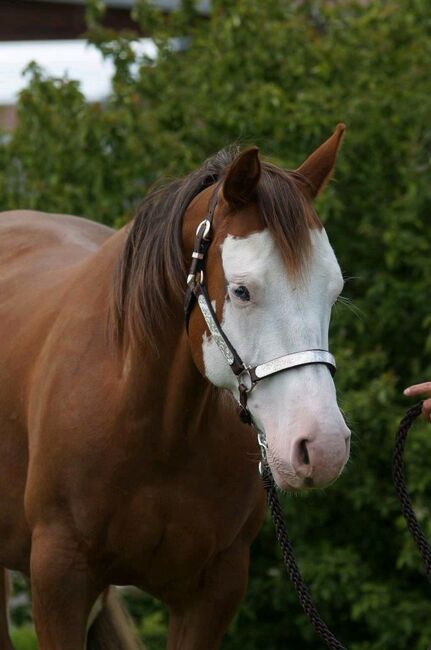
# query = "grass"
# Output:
<box><xmin>10</xmin><ymin>627</ymin><xmax>37</xmax><ymax>650</ymax></box>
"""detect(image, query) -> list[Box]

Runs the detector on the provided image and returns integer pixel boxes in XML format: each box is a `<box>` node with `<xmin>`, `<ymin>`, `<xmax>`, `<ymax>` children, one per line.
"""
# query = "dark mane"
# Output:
<box><xmin>111</xmin><ymin>148</ymin><xmax>320</xmax><ymax>348</ymax></box>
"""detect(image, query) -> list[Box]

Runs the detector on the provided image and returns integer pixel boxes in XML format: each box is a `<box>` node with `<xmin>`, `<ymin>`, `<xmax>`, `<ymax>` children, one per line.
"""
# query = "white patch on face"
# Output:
<box><xmin>202</xmin><ymin>228</ymin><xmax>350</xmax><ymax>490</ymax></box>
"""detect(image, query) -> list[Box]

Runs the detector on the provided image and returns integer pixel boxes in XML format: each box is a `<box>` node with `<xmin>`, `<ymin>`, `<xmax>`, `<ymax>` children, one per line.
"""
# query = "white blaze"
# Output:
<box><xmin>202</xmin><ymin>228</ymin><xmax>350</xmax><ymax>490</ymax></box>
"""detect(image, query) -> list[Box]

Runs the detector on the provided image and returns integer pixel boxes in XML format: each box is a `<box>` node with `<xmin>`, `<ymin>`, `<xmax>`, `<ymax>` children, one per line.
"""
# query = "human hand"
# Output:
<box><xmin>404</xmin><ymin>382</ymin><xmax>431</xmax><ymax>420</ymax></box>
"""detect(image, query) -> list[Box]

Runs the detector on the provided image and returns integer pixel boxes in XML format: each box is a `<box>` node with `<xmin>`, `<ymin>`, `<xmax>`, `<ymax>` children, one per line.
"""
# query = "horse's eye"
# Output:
<box><xmin>233</xmin><ymin>285</ymin><xmax>250</xmax><ymax>302</ymax></box>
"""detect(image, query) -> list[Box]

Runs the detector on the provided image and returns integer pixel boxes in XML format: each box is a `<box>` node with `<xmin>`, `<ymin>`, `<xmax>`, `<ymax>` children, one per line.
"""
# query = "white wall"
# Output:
<box><xmin>0</xmin><ymin>39</ymin><xmax>156</xmax><ymax>105</ymax></box>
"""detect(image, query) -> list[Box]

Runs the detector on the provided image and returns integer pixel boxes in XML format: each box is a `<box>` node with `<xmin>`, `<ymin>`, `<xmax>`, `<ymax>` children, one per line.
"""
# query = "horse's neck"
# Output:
<box><xmin>95</xmin><ymin>231</ymin><xmax>219</xmax><ymax>446</ymax></box>
<box><xmin>124</xmin><ymin>329</ymin><xmax>215</xmax><ymax>443</ymax></box>
<box><xmin>77</xmin><ymin>225</ymin><xmax>235</xmax><ymax>458</ymax></box>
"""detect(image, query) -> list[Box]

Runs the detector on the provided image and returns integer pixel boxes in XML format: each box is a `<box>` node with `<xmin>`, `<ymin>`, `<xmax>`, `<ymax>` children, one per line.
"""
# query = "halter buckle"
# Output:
<box><xmin>187</xmin><ymin>269</ymin><xmax>204</xmax><ymax>287</ymax></box>
<box><xmin>196</xmin><ymin>219</ymin><xmax>211</xmax><ymax>240</ymax></box>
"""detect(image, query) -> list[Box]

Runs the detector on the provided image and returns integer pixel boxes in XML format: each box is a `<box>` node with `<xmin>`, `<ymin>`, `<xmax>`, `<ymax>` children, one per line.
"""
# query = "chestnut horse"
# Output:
<box><xmin>0</xmin><ymin>125</ymin><xmax>350</xmax><ymax>649</ymax></box>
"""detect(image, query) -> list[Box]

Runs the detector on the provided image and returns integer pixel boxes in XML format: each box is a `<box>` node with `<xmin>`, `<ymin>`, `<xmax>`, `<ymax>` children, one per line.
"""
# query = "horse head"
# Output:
<box><xmin>185</xmin><ymin>125</ymin><xmax>350</xmax><ymax>491</ymax></box>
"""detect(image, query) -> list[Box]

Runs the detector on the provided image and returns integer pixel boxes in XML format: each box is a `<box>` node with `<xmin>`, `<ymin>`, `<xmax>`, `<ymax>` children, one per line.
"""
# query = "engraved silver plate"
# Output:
<box><xmin>254</xmin><ymin>350</ymin><xmax>336</xmax><ymax>380</ymax></box>
<box><xmin>197</xmin><ymin>294</ymin><xmax>235</xmax><ymax>365</ymax></box>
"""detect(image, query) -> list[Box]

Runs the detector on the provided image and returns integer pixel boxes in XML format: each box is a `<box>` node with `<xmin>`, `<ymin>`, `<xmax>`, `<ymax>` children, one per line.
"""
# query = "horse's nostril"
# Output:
<box><xmin>291</xmin><ymin>437</ymin><xmax>313</xmax><ymax>479</ymax></box>
<box><xmin>298</xmin><ymin>438</ymin><xmax>310</xmax><ymax>466</ymax></box>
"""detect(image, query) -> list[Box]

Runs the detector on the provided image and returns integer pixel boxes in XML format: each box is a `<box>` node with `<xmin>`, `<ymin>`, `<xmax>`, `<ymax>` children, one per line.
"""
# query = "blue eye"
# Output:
<box><xmin>233</xmin><ymin>285</ymin><xmax>250</xmax><ymax>302</ymax></box>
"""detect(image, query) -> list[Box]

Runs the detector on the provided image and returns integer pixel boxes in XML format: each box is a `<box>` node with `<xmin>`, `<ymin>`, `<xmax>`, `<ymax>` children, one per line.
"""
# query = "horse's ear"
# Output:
<box><xmin>296</xmin><ymin>123</ymin><xmax>345</xmax><ymax>198</ymax></box>
<box><xmin>222</xmin><ymin>147</ymin><xmax>261</xmax><ymax>208</ymax></box>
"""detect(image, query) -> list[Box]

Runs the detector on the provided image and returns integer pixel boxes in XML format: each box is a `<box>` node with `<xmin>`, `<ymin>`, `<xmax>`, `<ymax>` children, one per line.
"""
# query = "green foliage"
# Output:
<box><xmin>2</xmin><ymin>0</ymin><xmax>431</xmax><ymax>648</ymax></box>
<box><xmin>10</xmin><ymin>627</ymin><xmax>37</xmax><ymax>650</ymax></box>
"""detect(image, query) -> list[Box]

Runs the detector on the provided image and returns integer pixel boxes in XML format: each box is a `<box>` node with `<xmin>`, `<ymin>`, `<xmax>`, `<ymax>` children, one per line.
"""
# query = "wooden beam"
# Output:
<box><xmin>0</xmin><ymin>1</ymin><xmax>142</xmax><ymax>41</ymax></box>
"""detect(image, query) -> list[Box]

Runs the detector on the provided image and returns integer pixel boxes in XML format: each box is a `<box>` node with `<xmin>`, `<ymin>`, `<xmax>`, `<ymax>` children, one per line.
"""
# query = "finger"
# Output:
<box><xmin>404</xmin><ymin>382</ymin><xmax>431</xmax><ymax>396</ymax></box>
<box><xmin>423</xmin><ymin>398</ymin><xmax>431</xmax><ymax>420</ymax></box>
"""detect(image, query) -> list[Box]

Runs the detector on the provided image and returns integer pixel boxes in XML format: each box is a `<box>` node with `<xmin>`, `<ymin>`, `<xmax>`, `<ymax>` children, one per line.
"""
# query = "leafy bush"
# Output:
<box><xmin>1</xmin><ymin>0</ymin><xmax>431</xmax><ymax>648</ymax></box>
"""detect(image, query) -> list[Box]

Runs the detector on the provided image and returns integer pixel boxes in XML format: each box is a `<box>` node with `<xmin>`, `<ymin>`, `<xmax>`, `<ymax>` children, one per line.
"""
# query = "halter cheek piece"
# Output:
<box><xmin>184</xmin><ymin>185</ymin><xmax>336</xmax><ymax>426</ymax></box>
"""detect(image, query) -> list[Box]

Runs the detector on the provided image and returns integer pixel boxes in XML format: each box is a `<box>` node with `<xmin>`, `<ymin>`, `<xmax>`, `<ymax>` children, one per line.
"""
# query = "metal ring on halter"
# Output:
<box><xmin>196</xmin><ymin>219</ymin><xmax>211</xmax><ymax>240</ymax></box>
<box><xmin>237</xmin><ymin>367</ymin><xmax>255</xmax><ymax>393</ymax></box>
<box><xmin>257</xmin><ymin>432</ymin><xmax>267</xmax><ymax>460</ymax></box>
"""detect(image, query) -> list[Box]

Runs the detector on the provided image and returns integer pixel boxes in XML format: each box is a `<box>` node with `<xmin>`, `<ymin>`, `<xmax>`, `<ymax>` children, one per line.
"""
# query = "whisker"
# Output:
<box><xmin>342</xmin><ymin>274</ymin><xmax>361</xmax><ymax>284</ymax></box>
<box><xmin>335</xmin><ymin>295</ymin><xmax>364</xmax><ymax>320</ymax></box>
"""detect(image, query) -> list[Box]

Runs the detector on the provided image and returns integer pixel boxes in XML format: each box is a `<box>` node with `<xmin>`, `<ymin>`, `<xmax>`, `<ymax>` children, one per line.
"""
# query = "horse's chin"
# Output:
<box><xmin>269</xmin><ymin>466</ymin><xmax>309</xmax><ymax>492</ymax></box>
<box><xmin>267</xmin><ymin>455</ymin><xmax>344</xmax><ymax>492</ymax></box>
<box><xmin>270</xmin><ymin>465</ymin><xmax>344</xmax><ymax>492</ymax></box>
<box><xmin>266</xmin><ymin>454</ymin><xmax>302</xmax><ymax>492</ymax></box>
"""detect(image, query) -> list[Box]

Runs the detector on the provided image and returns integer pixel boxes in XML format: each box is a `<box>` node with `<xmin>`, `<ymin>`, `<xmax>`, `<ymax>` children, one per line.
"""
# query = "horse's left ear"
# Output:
<box><xmin>223</xmin><ymin>147</ymin><xmax>261</xmax><ymax>208</ymax></box>
<box><xmin>296</xmin><ymin>123</ymin><xmax>345</xmax><ymax>198</ymax></box>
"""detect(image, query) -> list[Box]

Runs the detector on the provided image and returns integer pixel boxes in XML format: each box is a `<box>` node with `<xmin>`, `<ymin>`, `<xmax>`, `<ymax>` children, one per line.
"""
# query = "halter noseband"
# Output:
<box><xmin>184</xmin><ymin>185</ymin><xmax>336</xmax><ymax>425</ymax></box>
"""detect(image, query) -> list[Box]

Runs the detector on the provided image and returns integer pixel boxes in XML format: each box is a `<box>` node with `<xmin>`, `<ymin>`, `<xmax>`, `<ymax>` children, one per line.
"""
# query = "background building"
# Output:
<box><xmin>0</xmin><ymin>0</ymin><xmax>209</xmax><ymax>129</ymax></box>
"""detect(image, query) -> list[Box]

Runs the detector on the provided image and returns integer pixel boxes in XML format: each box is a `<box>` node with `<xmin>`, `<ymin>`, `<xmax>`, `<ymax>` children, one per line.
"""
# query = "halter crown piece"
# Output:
<box><xmin>184</xmin><ymin>184</ymin><xmax>336</xmax><ymax>428</ymax></box>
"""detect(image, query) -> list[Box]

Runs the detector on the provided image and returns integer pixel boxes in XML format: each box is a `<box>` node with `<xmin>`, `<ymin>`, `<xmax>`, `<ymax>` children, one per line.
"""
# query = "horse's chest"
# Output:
<box><xmin>104</xmin><ymin>483</ymin><xmax>244</xmax><ymax>596</ymax></box>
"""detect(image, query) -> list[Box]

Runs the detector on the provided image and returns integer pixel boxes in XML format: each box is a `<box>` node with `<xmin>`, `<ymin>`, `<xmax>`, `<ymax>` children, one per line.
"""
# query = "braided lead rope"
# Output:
<box><xmin>392</xmin><ymin>400</ymin><xmax>431</xmax><ymax>580</ymax></box>
<box><xmin>261</xmin><ymin>464</ymin><xmax>347</xmax><ymax>650</ymax></box>
<box><xmin>260</xmin><ymin>402</ymin><xmax>431</xmax><ymax>649</ymax></box>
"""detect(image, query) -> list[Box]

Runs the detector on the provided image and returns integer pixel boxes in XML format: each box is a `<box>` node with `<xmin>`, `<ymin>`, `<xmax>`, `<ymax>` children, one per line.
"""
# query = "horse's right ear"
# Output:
<box><xmin>222</xmin><ymin>147</ymin><xmax>261</xmax><ymax>208</ymax></box>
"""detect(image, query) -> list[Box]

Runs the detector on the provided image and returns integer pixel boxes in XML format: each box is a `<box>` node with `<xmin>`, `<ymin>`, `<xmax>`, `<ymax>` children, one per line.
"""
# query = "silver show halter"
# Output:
<box><xmin>184</xmin><ymin>184</ymin><xmax>336</xmax><ymax>429</ymax></box>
